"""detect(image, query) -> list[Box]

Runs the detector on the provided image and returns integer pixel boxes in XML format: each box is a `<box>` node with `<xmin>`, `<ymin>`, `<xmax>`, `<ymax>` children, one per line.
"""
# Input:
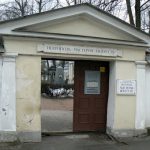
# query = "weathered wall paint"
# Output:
<box><xmin>114</xmin><ymin>61</ymin><xmax>136</xmax><ymax>129</ymax></box>
<box><xmin>16</xmin><ymin>56</ymin><xmax>41</xmax><ymax>132</ymax></box>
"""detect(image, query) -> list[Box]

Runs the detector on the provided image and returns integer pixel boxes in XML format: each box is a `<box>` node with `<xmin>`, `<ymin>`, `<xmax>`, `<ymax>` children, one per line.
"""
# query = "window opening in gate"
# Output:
<box><xmin>41</xmin><ymin>59</ymin><xmax>74</xmax><ymax>132</ymax></box>
<box><xmin>84</xmin><ymin>71</ymin><xmax>100</xmax><ymax>94</ymax></box>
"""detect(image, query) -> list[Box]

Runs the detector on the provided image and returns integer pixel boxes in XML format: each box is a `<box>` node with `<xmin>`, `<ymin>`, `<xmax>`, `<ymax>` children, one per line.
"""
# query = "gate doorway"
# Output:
<box><xmin>41</xmin><ymin>59</ymin><xmax>109</xmax><ymax>133</ymax></box>
<box><xmin>41</xmin><ymin>59</ymin><xmax>74</xmax><ymax>132</ymax></box>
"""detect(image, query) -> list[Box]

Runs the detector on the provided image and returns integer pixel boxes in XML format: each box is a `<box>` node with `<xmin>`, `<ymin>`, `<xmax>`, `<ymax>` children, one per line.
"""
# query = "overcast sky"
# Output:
<box><xmin>0</xmin><ymin>0</ymin><xmax>128</xmax><ymax>22</ymax></box>
<box><xmin>0</xmin><ymin>0</ymin><xmax>12</xmax><ymax>3</ymax></box>
<box><xmin>3</xmin><ymin>0</ymin><xmax>9</xmax><ymax>1</ymax></box>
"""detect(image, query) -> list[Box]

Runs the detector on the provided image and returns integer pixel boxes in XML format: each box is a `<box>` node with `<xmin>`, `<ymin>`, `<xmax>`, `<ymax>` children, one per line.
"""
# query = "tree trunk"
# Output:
<box><xmin>38</xmin><ymin>0</ymin><xmax>42</xmax><ymax>13</ymax></box>
<box><xmin>74</xmin><ymin>0</ymin><xmax>77</xmax><ymax>5</ymax></box>
<box><xmin>149</xmin><ymin>11</ymin><xmax>150</xmax><ymax>34</ymax></box>
<box><xmin>135</xmin><ymin>0</ymin><xmax>141</xmax><ymax>29</ymax></box>
<box><xmin>125</xmin><ymin>0</ymin><xmax>134</xmax><ymax>26</ymax></box>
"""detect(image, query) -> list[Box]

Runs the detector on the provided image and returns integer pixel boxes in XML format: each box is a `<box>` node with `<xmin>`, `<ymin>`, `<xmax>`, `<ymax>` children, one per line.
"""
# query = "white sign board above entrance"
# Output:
<box><xmin>117</xmin><ymin>80</ymin><xmax>136</xmax><ymax>95</ymax></box>
<box><xmin>37</xmin><ymin>44</ymin><xmax>122</xmax><ymax>57</ymax></box>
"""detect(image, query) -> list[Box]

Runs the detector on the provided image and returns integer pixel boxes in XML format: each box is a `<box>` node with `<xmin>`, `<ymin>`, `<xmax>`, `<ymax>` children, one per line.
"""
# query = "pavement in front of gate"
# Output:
<box><xmin>1</xmin><ymin>133</ymin><xmax>150</xmax><ymax>150</ymax></box>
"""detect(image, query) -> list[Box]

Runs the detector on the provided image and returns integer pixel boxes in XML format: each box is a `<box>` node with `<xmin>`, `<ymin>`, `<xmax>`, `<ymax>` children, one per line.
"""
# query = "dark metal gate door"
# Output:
<box><xmin>73</xmin><ymin>61</ymin><xmax>109</xmax><ymax>132</ymax></box>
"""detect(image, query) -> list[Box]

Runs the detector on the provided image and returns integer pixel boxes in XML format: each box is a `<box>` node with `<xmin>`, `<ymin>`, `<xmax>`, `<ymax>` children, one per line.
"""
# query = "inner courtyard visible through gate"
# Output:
<box><xmin>41</xmin><ymin>59</ymin><xmax>74</xmax><ymax>132</ymax></box>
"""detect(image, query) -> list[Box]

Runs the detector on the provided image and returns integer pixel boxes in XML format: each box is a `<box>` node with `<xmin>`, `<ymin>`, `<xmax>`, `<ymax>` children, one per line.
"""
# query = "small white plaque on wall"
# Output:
<box><xmin>117</xmin><ymin>80</ymin><xmax>136</xmax><ymax>95</ymax></box>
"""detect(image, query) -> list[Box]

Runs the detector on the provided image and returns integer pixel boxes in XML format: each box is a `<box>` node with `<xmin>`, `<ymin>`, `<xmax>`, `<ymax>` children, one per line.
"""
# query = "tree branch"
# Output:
<box><xmin>140</xmin><ymin>0</ymin><xmax>149</xmax><ymax>8</ymax></box>
<box><xmin>141</xmin><ymin>4</ymin><xmax>150</xmax><ymax>11</ymax></box>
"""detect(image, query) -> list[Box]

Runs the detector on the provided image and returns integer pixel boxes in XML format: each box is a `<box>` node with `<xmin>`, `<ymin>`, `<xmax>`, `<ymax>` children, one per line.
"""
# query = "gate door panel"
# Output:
<box><xmin>73</xmin><ymin>61</ymin><xmax>109</xmax><ymax>131</ymax></box>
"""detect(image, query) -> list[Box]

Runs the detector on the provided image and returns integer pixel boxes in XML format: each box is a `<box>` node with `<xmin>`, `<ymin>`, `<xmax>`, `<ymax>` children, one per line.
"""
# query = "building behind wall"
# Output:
<box><xmin>0</xmin><ymin>4</ymin><xmax>150</xmax><ymax>142</ymax></box>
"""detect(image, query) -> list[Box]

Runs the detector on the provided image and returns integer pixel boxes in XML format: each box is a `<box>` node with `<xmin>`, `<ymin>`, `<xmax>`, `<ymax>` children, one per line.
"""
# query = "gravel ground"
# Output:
<box><xmin>41</xmin><ymin>97</ymin><xmax>73</xmax><ymax>111</ymax></box>
<box><xmin>41</xmin><ymin>110</ymin><xmax>73</xmax><ymax>132</ymax></box>
<box><xmin>41</xmin><ymin>97</ymin><xmax>73</xmax><ymax>132</ymax></box>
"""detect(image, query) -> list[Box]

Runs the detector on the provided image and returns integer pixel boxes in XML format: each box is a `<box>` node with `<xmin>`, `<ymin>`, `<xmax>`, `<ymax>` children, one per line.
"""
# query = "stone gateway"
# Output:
<box><xmin>0</xmin><ymin>4</ymin><xmax>150</xmax><ymax>142</ymax></box>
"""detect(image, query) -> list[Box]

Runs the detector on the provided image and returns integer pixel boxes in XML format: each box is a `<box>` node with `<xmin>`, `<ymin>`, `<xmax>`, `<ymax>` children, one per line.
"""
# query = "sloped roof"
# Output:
<box><xmin>0</xmin><ymin>3</ymin><xmax>149</xmax><ymax>47</ymax></box>
<box><xmin>0</xmin><ymin>3</ymin><xmax>148</xmax><ymax>36</ymax></box>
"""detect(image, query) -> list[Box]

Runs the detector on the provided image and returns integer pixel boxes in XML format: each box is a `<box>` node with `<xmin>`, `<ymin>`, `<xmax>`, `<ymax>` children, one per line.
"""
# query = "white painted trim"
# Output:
<box><xmin>107</xmin><ymin>61</ymin><xmax>116</xmax><ymax>129</ymax></box>
<box><xmin>135</xmin><ymin>61</ymin><xmax>146</xmax><ymax>129</ymax></box>
<box><xmin>0</xmin><ymin>57</ymin><xmax>3</xmax><ymax>130</ymax></box>
<box><xmin>136</xmin><ymin>61</ymin><xmax>147</xmax><ymax>66</ymax></box>
<box><xmin>0</xmin><ymin>56</ymin><xmax>16</xmax><ymax>131</ymax></box>
<box><xmin>3</xmin><ymin>33</ymin><xmax>148</xmax><ymax>48</ymax></box>
<box><xmin>145</xmin><ymin>65</ymin><xmax>150</xmax><ymax>127</ymax></box>
<box><xmin>2</xmin><ymin>53</ymin><xmax>18</xmax><ymax>58</ymax></box>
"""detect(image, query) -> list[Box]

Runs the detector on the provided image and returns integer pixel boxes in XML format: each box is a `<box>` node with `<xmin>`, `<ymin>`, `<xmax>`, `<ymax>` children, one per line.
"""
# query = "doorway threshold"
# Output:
<box><xmin>42</xmin><ymin>131</ymin><xmax>73</xmax><ymax>136</ymax></box>
<box><xmin>42</xmin><ymin>130</ymin><xmax>106</xmax><ymax>137</ymax></box>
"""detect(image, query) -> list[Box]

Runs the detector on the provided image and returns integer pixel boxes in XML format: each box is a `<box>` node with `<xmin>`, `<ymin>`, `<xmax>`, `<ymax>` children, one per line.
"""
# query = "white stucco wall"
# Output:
<box><xmin>0</xmin><ymin>4</ymin><xmax>149</xmax><ymax>140</ymax></box>
<box><xmin>145</xmin><ymin>65</ymin><xmax>150</xmax><ymax>127</ymax></box>
<box><xmin>3</xmin><ymin>37</ymin><xmax>145</xmax><ymax>62</ymax></box>
<box><xmin>107</xmin><ymin>61</ymin><xmax>116</xmax><ymax>129</ymax></box>
<box><xmin>33</xmin><ymin>17</ymin><xmax>138</xmax><ymax>42</ymax></box>
<box><xmin>135</xmin><ymin>61</ymin><xmax>147</xmax><ymax>130</ymax></box>
<box><xmin>16</xmin><ymin>55</ymin><xmax>41</xmax><ymax>132</ymax></box>
<box><xmin>2</xmin><ymin>35</ymin><xmax>146</xmax><ymax>139</ymax></box>
<box><xmin>114</xmin><ymin>61</ymin><xmax>136</xmax><ymax>129</ymax></box>
<box><xmin>0</xmin><ymin>56</ymin><xmax>16</xmax><ymax>131</ymax></box>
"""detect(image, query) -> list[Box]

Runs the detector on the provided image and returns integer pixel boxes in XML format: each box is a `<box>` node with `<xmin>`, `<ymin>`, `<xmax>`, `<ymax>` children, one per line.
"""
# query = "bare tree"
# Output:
<box><xmin>125</xmin><ymin>0</ymin><xmax>150</xmax><ymax>32</ymax></box>
<box><xmin>125</xmin><ymin>0</ymin><xmax>134</xmax><ymax>26</ymax></box>
<box><xmin>0</xmin><ymin>0</ymin><xmax>122</xmax><ymax>20</ymax></box>
<box><xmin>141</xmin><ymin>1</ymin><xmax>150</xmax><ymax>33</ymax></box>
<box><xmin>149</xmin><ymin>11</ymin><xmax>150</xmax><ymax>34</ymax></box>
<box><xmin>0</xmin><ymin>0</ymin><xmax>150</xmax><ymax>34</ymax></box>
<box><xmin>63</xmin><ymin>0</ymin><xmax>122</xmax><ymax>14</ymax></box>
<box><xmin>35</xmin><ymin>0</ymin><xmax>60</xmax><ymax>13</ymax></box>
<box><xmin>93</xmin><ymin>0</ymin><xmax>121</xmax><ymax>13</ymax></box>
<box><xmin>35</xmin><ymin>0</ymin><xmax>43</xmax><ymax>13</ymax></box>
<box><xmin>135</xmin><ymin>0</ymin><xmax>141</xmax><ymax>29</ymax></box>
<box><xmin>35</xmin><ymin>0</ymin><xmax>49</xmax><ymax>13</ymax></box>
<box><xmin>15</xmin><ymin>0</ymin><xmax>28</xmax><ymax>16</ymax></box>
<box><xmin>0</xmin><ymin>0</ymin><xmax>35</xmax><ymax>20</ymax></box>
